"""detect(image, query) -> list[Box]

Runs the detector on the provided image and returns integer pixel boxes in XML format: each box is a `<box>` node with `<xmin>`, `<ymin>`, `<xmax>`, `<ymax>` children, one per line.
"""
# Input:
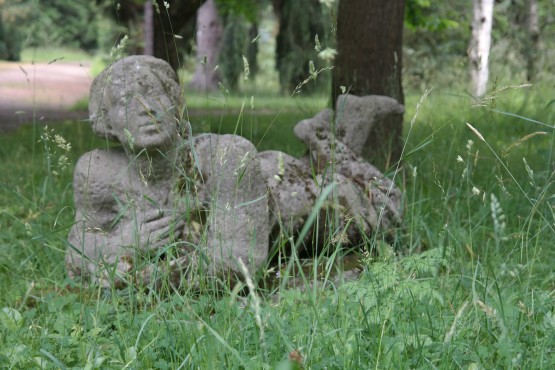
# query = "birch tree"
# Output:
<box><xmin>468</xmin><ymin>0</ymin><xmax>494</xmax><ymax>97</ymax></box>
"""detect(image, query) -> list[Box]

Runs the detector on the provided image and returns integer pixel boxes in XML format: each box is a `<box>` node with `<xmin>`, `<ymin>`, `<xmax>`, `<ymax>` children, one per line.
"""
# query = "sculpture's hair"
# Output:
<box><xmin>89</xmin><ymin>55</ymin><xmax>182</xmax><ymax>139</ymax></box>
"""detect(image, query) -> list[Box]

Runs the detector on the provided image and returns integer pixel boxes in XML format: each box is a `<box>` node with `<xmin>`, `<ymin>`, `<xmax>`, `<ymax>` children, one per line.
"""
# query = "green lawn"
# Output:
<box><xmin>21</xmin><ymin>47</ymin><xmax>93</xmax><ymax>64</ymax></box>
<box><xmin>0</xmin><ymin>82</ymin><xmax>553</xmax><ymax>368</ymax></box>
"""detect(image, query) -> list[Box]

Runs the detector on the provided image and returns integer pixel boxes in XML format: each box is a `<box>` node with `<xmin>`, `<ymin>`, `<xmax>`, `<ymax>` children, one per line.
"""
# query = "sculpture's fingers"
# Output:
<box><xmin>143</xmin><ymin>209</ymin><xmax>166</xmax><ymax>223</ymax></box>
<box><xmin>142</xmin><ymin>219</ymin><xmax>184</xmax><ymax>248</ymax></box>
<box><xmin>143</xmin><ymin>214</ymin><xmax>182</xmax><ymax>232</ymax></box>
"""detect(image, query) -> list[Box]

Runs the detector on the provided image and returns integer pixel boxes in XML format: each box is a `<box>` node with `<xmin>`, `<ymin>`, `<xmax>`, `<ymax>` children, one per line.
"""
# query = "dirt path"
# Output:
<box><xmin>0</xmin><ymin>61</ymin><xmax>92</xmax><ymax>133</ymax></box>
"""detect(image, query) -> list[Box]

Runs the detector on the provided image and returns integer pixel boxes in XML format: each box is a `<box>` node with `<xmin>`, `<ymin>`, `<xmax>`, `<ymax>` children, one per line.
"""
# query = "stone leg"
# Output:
<box><xmin>258</xmin><ymin>150</ymin><xmax>376</xmax><ymax>254</ymax></box>
<box><xmin>192</xmin><ymin>134</ymin><xmax>269</xmax><ymax>277</ymax></box>
<box><xmin>258</xmin><ymin>150</ymin><xmax>317</xmax><ymax>233</ymax></box>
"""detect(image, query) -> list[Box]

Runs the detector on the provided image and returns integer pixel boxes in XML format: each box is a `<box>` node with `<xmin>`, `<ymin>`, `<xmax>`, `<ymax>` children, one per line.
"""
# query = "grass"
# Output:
<box><xmin>1</xmin><ymin>76</ymin><xmax>554</xmax><ymax>368</ymax></box>
<box><xmin>184</xmin><ymin>91</ymin><xmax>328</xmax><ymax>113</ymax></box>
<box><xmin>20</xmin><ymin>47</ymin><xmax>93</xmax><ymax>64</ymax></box>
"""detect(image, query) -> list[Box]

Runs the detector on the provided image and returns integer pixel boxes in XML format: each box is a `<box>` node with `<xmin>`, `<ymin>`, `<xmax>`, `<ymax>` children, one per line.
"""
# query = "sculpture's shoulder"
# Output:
<box><xmin>293</xmin><ymin>108</ymin><xmax>334</xmax><ymax>143</ymax></box>
<box><xmin>73</xmin><ymin>148</ymin><xmax>130</xmax><ymax>201</ymax></box>
<box><xmin>74</xmin><ymin>148</ymin><xmax>128</xmax><ymax>181</ymax></box>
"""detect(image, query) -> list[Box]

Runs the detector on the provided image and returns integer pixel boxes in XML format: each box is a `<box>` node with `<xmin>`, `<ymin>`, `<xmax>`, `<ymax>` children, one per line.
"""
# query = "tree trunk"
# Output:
<box><xmin>468</xmin><ymin>0</ymin><xmax>494</xmax><ymax>97</ymax></box>
<box><xmin>332</xmin><ymin>0</ymin><xmax>405</xmax><ymax>170</ymax></box>
<box><xmin>116</xmin><ymin>1</ymin><xmax>203</xmax><ymax>70</ymax></box>
<box><xmin>144</xmin><ymin>1</ymin><xmax>154</xmax><ymax>56</ymax></box>
<box><xmin>247</xmin><ymin>22</ymin><xmax>259</xmax><ymax>79</ymax></box>
<box><xmin>189</xmin><ymin>0</ymin><xmax>223</xmax><ymax>91</ymax></box>
<box><xmin>152</xmin><ymin>0</ymin><xmax>205</xmax><ymax>70</ymax></box>
<box><xmin>526</xmin><ymin>0</ymin><xmax>540</xmax><ymax>81</ymax></box>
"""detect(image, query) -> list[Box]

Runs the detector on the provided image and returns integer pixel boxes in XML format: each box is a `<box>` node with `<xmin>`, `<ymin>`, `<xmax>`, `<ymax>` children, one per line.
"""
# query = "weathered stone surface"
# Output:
<box><xmin>67</xmin><ymin>59</ymin><xmax>404</xmax><ymax>288</ymax></box>
<box><xmin>67</xmin><ymin>148</ymin><xmax>183</xmax><ymax>287</ymax></box>
<box><xmin>258</xmin><ymin>150</ymin><xmax>317</xmax><ymax>231</ymax></box>
<box><xmin>335</xmin><ymin>94</ymin><xmax>405</xmax><ymax>158</ymax></box>
<box><xmin>293</xmin><ymin>108</ymin><xmax>334</xmax><ymax>172</ymax></box>
<box><xmin>258</xmin><ymin>148</ymin><xmax>397</xmax><ymax>253</ymax></box>
<box><xmin>66</xmin><ymin>56</ymin><xmax>185</xmax><ymax>287</ymax></box>
<box><xmin>190</xmin><ymin>134</ymin><xmax>270</xmax><ymax>276</ymax></box>
<box><xmin>68</xmin><ymin>56</ymin><xmax>272</xmax><ymax>287</ymax></box>
<box><xmin>89</xmin><ymin>55</ymin><xmax>182</xmax><ymax>151</ymax></box>
<box><xmin>293</xmin><ymin>94</ymin><xmax>403</xmax><ymax>237</ymax></box>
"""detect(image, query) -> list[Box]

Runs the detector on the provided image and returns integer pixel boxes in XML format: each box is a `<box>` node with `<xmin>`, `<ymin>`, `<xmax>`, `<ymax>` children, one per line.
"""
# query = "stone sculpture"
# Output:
<box><xmin>185</xmin><ymin>133</ymin><xmax>269</xmax><ymax>278</ymax></box>
<box><xmin>334</xmin><ymin>94</ymin><xmax>405</xmax><ymax>158</ymax></box>
<box><xmin>260</xmin><ymin>95</ymin><xmax>404</xmax><ymax>253</ymax></box>
<box><xmin>66</xmin><ymin>56</ymin><xmax>268</xmax><ymax>287</ymax></box>
<box><xmin>66</xmin><ymin>55</ymin><xmax>403</xmax><ymax>288</ymax></box>
<box><xmin>66</xmin><ymin>55</ymin><xmax>184</xmax><ymax>287</ymax></box>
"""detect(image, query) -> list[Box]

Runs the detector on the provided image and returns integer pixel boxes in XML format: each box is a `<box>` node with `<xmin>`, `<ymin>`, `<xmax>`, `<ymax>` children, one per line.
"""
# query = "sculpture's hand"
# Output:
<box><xmin>112</xmin><ymin>210</ymin><xmax>184</xmax><ymax>250</ymax></box>
<box><xmin>140</xmin><ymin>212</ymin><xmax>185</xmax><ymax>249</ymax></box>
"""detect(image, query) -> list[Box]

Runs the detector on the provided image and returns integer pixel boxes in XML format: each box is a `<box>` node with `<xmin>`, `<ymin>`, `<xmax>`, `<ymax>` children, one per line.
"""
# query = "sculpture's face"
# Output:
<box><xmin>106</xmin><ymin>80</ymin><xmax>179</xmax><ymax>150</ymax></box>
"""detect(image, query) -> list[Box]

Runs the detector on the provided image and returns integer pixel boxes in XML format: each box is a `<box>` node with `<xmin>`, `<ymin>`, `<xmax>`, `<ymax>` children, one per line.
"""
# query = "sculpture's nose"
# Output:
<box><xmin>139</xmin><ymin>104</ymin><xmax>158</xmax><ymax>120</ymax></box>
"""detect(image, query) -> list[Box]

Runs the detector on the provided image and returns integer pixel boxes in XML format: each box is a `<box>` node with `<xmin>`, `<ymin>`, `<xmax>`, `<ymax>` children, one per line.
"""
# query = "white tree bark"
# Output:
<box><xmin>189</xmin><ymin>0</ymin><xmax>223</xmax><ymax>91</ymax></box>
<box><xmin>469</xmin><ymin>0</ymin><xmax>494</xmax><ymax>97</ymax></box>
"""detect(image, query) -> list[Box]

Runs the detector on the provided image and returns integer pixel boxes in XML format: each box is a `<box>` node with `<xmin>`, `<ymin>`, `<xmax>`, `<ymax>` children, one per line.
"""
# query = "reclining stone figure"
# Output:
<box><xmin>66</xmin><ymin>55</ymin><xmax>403</xmax><ymax>288</ymax></box>
<box><xmin>259</xmin><ymin>95</ymin><xmax>404</xmax><ymax>254</ymax></box>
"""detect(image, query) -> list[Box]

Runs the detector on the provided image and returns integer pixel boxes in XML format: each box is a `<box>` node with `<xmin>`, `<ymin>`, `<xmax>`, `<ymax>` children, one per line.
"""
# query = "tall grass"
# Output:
<box><xmin>1</xmin><ymin>78</ymin><xmax>553</xmax><ymax>367</ymax></box>
<box><xmin>2</xmin><ymin>0</ymin><xmax>553</xmax><ymax>362</ymax></box>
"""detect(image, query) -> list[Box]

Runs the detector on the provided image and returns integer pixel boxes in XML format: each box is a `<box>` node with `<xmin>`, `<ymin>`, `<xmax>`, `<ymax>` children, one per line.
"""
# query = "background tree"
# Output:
<box><xmin>403</xmin><ymin>0</ymin><xmax>465</xmax><ymax>89</ymax></box>
<box><xmin>0</xmin><ymin>0</ymin><xmax>32</xmax><ymax>61</ymax></box>
<box><xmin>189</xmin><ymin>0</ymin><xmax>223</xmax><ymax>91</ymax></box>
<box><xmin>468</xmin><ymin>0</ymin><xmax>494</xmax><ymax>97</ymax></box>
<box><xmin>151</xmin><ymin>0</ymin><xmax>204</xmax><ymax>70</ymax></box>
<box><xmin>218</xmin><ymin>0</ymin><xmax>259</xmax><ymax>91</ymax></box>
<box><xmin>143</xmin><ymin>0</ymin><xmax>154</xmax><ymax>56</ymax></box>
<box><xmin>112</xmin><ymin>0</ymin><xmax>204</xmax><ymax>70</ymax></box>
<box><xmin>190</xmin><ymin>0</ymin><xmax>260</xmax><ymax>91</ymax></box>
<box><xmin>21</xmin><ymin>0</ymin><xmax>99</xmax><ymax>51</ymax></box>
<box><xmin>403</xmin><ymin>0</ymin><xmax>553</xmax><ymax>90</ymax></box>
<box><xmin>274</xmin><ymin>0</ymin><xmax>330</xmax><ymax>94</ymax></box>
<box><xmin>332</xmin><ymin>0</ymin><xmax>405</xmax><ymax>170</ymax></box>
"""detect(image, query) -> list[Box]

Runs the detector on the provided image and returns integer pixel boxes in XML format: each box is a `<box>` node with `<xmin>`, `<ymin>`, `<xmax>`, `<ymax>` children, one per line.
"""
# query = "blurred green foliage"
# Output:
<box><xmin>0</xmin><ymin>0</ymin><xmax>127</xmax><ymax>61</ymax></box>
<box><xmin>405</xmin><ymin>0</ymin><xmax>460</xmax><ymax>32</ymax></box>
<box><xmin>220</xmin><ymin>12</ymin><xmax>258</xmax><ymax>91</ymax></box>
<box><xmin>275</xmin><ymin>0</ymin><xmax>332</xmax><ymax>94</ymax></box>
<box><xmin>0</xmin><ymin>0</ymin><xmax>29</xmax><ymax>61</ymax></box>
<box><xmin>24</xmin><ymin>0</ymin><xmax>99</xmax><ymax>51</ymax></box>
<box><xmin>0</xmin><ymin>10</ymin><xmax>6</xmax><ymax>59</ymax></box>
<box><xmin>216</xmin><ymin>0</ymin><xmax>258</xmax><ymax>23</ymax></box>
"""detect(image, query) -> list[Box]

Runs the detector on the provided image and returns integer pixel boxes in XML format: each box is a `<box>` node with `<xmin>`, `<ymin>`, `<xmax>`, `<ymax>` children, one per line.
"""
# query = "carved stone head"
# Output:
<box><xmin>89</xmin><ymin>55</ymin><xmax>182</xmax><ymax>150</ymax></box>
